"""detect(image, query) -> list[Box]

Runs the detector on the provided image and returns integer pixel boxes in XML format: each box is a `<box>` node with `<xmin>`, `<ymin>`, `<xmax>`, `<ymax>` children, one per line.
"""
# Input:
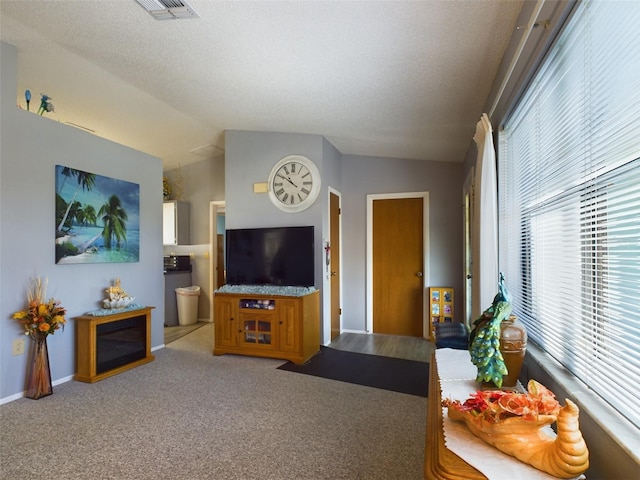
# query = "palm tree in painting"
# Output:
<box><xmin>81</xmin><ymin>204</ymin><xmax>97</xmax><ymax>227</ymax></box>
<box><xmin>75</xmin><ymin>208</ymin><xmax>86</xmax><ymax>228</ymax></box>
<box><xmin>67</xmin><ymin>200</ymin><xmax>83</xmax><ymax>227</ymax></box>
<box><xmin>56</xmin><ymin>166</ymin><xmax>75</xmax><ymax>193</ymax></box>
<box><xmin>99</xmin><ymin>194</ymin><xmax>128</xmax><ymax>248</ymax></box>
<box><xmin>56</xmin><ymin>168</ymin><xmax>97</xmax><ymax>233</ymax></box>
<box><xmin>76</xmin><ymin>204</ymin><xmax>101</xmax><ymax>253</ymax></box>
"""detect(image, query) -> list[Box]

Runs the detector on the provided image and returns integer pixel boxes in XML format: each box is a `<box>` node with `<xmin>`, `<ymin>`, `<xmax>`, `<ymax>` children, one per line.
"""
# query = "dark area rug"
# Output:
<box><xmin>277</xmin><ymin>347</ymin><xmax>429</xmax><ymax>397</ymax></box>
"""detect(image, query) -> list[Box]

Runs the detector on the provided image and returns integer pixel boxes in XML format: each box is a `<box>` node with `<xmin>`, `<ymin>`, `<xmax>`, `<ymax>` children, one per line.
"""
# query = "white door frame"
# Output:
<box><xmin>462</xmin><ymin>168</ymin><xmax>474</xmax><ymax>330</ymax></box>
<box><xmin>365</xmin><ymin>191</ymin><xmax>430</xmax><ymax>336</ymax></box>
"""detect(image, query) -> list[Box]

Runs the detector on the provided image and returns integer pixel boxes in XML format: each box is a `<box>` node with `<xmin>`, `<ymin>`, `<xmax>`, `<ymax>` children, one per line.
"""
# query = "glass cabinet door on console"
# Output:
<box><xmin>237</xmin><ymin>298</ymin><xmax>276</xmax><ymax>349</ymax></box>
<box><xmin>239</xmin><ymin>315</ymin><xmax>275</xmax><ymax>348</ymax></box>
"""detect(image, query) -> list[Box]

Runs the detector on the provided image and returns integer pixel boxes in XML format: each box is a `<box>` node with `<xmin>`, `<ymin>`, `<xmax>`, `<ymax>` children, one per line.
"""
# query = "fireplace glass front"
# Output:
<box><xmin>96</xmin><ymin>314</ymin><xmax>146</xmax><ymax>374</ymax></box>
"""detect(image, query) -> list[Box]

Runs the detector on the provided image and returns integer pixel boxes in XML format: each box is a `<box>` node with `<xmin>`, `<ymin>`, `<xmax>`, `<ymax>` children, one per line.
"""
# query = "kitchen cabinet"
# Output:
<box><xmin>213</xmin><ymin>291</ymin><xmax>319</xmax><ymax>364</ymax></box>
<box><xmin>163</xmin><ymin>200</ymin><xmax>190</xmax><ymax>245</ymax></box>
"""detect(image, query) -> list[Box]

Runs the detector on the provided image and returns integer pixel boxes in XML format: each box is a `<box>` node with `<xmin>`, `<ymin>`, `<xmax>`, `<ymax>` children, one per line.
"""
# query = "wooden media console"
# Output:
<box><xmin>214</xmin><ymin>290</ymin><xmax>319</xmax><ymax>365</ymax></box>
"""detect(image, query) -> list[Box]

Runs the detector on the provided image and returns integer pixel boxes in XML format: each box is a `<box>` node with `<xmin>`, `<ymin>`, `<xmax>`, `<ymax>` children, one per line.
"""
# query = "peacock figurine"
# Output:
<box><xmin>469</xmin><ymin>273</ymin><xmax>513</xmax><ymax>388</ymax></box>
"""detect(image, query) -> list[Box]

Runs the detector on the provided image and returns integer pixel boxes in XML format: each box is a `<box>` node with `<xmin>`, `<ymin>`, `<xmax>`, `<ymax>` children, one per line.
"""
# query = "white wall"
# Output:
<box><xmin>0</xmin><ymin>41</ymin><xmax>165</xmax><ymax>402</ymax></box>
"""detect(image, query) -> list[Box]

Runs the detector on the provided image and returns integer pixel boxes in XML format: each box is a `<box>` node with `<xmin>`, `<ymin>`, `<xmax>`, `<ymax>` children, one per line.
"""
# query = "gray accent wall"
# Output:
<box><xmin>225</xmin><ymin>130</ymin><xmax>327</xmax><ymax>295</ymax></box>
<box><xmin>223</xmin><ymin>130</ymin><xmax>463</xmax><ymax>338</ymax></box>
<box><xmin>0</xmin><ymin>38</ymin><xmax>464</xmax><ymax>403</ymax></box>
<box><xmin>341</xmin><ymin>155</ymin><xmax>464</xmax><ymax>331</ymax></box>
<box><xmin>0</xmin><ymin>41</ymin><xmax>164</xmax><ymax>402</ymax></box>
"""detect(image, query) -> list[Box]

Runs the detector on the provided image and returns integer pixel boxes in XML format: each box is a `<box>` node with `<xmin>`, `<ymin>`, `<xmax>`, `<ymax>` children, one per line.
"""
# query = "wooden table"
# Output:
<box><xmin>424</xmin><ymin>351</ymin><xmax>487</xmax><ymax>479</ymax></box>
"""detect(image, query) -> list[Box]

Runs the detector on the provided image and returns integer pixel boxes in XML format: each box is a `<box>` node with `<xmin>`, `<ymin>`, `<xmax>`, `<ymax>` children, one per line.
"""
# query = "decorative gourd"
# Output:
<box><xmin>444</xmin><ymin>381</ymin><xmax>589</xmax><ymax>478</ymax></box>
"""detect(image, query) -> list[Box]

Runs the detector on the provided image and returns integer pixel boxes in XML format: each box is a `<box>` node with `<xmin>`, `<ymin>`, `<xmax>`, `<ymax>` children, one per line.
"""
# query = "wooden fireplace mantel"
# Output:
<box><xmin>75</xmin><ymin>306</ymin><xmax>155</xmax><ymax>383</ymax></box>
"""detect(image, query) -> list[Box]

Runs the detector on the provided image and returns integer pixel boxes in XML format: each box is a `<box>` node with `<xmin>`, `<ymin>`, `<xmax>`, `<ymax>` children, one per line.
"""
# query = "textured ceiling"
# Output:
<box><xmin>0</xmin><ymin>0</ymin><xmax>523</xmax><ymax>170</ymax></box>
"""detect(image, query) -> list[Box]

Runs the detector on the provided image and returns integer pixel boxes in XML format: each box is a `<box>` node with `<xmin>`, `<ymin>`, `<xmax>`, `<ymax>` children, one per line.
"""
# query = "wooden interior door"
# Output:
<box><xmin>372</xmin><ymin>197</ymin><xmax>424</xmax><ymax>336</ymax></box>
<box><xmin>330</xmin><ymin>192</ymin><xmax>341</xmax><ymax>340</ymax></box>
<box><xmin>217</xmin><ymin>233</ymin><xmax>225</xmax><ymax>286</ymax></box>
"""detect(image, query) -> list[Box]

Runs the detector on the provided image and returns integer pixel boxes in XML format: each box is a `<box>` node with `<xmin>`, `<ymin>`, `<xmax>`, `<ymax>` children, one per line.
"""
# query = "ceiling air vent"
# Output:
<box><xmin>190</xmin><ymin>144</ymin><xmax>225</xmax><ymax>158</ymax></box>
<box><xmin>135</xmin><ymin>0</ymin><xmax>199</xmax><ymax>20</ymax></box>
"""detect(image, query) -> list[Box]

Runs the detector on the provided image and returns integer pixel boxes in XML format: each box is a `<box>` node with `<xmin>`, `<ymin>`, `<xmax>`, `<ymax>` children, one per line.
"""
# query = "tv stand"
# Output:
<box><xmin>213</xmin><ymin>288</ymin><xmax>319</xmax><ymax>364</ymax></box>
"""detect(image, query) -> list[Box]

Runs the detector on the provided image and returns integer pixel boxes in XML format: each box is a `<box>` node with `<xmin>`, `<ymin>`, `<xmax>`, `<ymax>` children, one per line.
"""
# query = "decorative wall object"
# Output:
<box><xmin>37</xmin><ymin>94</ymin><xmax>54</xmax><ymax>115</ymax></box>
<box><xmin>172</xmin><ymin>165</ymin><xmax>184</xmax><ymax>200</ymax></box>
<box><xmin>55</xmin><ymin>165</ymin><xmax>139</xmax><ymax>264</ymax></box>
<box><xmin>162</xmin><ymin>176</ymin><xmax>172</xmax><ymax>199</ymax></box>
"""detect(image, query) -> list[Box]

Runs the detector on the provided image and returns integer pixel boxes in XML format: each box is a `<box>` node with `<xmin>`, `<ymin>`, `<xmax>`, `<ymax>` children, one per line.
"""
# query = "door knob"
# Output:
<box><xmin>416</xmin><ymin>272</ymin><xmax>423</xmax><ymax>277</ymax></box>
<box><xmin>330</xmin><ymin>271</ymin><xmax>336</xmax><ymax>276</ymax></box>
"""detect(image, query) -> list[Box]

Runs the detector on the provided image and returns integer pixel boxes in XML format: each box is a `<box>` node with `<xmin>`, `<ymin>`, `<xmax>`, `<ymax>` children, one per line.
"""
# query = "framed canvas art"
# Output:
<box><xmin>55</xmin><ymin>165</ymin><xmax>140</xmax><ymax>264</ymax></box>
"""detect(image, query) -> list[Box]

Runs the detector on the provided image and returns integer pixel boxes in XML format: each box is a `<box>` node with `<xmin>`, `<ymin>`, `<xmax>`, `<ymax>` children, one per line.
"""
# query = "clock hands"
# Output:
<box><xmin>277</xmin><ymin>173</ymin><xmax>299</xmax><ymax>189</ymax></box>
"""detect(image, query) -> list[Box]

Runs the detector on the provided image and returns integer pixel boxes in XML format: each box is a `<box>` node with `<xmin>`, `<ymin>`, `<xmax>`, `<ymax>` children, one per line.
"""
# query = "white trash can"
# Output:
<box><xmin>175</xmin><ymin>286</ymin><xmax>200</xmax><ymax>325</ymax></box>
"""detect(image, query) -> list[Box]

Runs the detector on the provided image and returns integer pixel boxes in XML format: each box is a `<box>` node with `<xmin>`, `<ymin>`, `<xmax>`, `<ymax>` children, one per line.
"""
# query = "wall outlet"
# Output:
<box><xmin>12</xmin><ymin>338</ymin><xmax>25</xmax><ymax>356</ymax></box>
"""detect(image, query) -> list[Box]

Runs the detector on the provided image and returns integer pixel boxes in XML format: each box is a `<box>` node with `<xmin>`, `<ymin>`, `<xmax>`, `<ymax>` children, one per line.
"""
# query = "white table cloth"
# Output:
<box><xmin>435</xmin><ymin>348</ymin><xmax>585</xmax><ymax>480</ymax></box>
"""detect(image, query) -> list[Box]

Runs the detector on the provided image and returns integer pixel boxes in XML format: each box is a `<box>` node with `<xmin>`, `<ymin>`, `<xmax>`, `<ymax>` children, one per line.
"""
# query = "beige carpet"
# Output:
<box><xmin>0</xmin><ymin>323</ymin><xmax>427</xmax><ymax>479</ymax></box>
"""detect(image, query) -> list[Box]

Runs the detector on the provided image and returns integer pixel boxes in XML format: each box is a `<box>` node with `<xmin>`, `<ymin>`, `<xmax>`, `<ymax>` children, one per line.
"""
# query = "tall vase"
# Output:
<box><xmin>26</xmin><ymin>335</ymin><xmax>53</xmax><ymax>399</ymax></box>
<box><xmin>472</xmin><ymin>313</ymin><xmax>527</xmax><ymax>389</ymax></box>
<box><xmin>499</xmin><ymin>315</ymin><xmax>527</xmax><ymax>388</ymax></box>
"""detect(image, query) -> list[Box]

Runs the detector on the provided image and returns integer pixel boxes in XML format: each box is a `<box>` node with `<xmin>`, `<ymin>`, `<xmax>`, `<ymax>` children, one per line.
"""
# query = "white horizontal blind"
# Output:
<box><xmin>498</xmin><ymin>0</ymin><xmax>640</xmax><ymax>429</ymax></box>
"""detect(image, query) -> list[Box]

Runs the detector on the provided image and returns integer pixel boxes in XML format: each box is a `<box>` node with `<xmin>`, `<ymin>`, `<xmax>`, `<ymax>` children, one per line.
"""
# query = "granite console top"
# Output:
<box><xmin>215</xmin><ymin>285</ymin><xmax>317</xmax><ymax>297</ymax></box>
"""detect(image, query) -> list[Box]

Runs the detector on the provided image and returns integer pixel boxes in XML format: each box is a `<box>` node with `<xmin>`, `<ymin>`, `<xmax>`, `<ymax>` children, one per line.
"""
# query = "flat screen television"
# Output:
<box><xmin>225</xmin><ymin>226</ymin><xmax>315</xmax><ymax>287</ymax></box>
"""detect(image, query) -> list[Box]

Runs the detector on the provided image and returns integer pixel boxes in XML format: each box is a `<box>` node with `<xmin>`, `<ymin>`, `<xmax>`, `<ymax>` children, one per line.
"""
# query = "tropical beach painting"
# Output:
<box><xmin>55</xmin><ymin>165</ymin><xmax>139</xmax><ymax>264</ymax></box>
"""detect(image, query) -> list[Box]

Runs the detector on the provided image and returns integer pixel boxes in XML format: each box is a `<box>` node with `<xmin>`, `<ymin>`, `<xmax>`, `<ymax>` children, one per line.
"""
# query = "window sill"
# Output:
<box><xmin>524</xmin><ymin>342</ymin><xmax>640</xmax><ymax>471</ymax></box>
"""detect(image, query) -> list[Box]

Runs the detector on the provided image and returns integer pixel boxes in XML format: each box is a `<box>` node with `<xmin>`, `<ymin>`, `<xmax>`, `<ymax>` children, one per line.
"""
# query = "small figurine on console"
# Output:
<box><xmin>103</xmin><ymin>278</ymin><xmax>135</xmax><ymax>309</ymax></box>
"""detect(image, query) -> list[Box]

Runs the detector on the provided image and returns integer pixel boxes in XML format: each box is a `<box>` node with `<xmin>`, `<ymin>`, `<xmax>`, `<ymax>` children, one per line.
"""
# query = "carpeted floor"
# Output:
<box><xmin>0</xmin><ymin>323</ymin><xmax>427</xmax><ymax>480</ymax></box>
<box><xmin>277</xmin><ymin>346</ymin><xmax>429</xmax><ymax>397</ymax></box>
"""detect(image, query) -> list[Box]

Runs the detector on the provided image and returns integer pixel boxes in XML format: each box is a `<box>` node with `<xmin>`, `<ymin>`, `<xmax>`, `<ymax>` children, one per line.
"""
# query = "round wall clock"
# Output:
<box><xmin>268</xmin><ymin>155</ymin><xmax>321</xmax><ymax>213</ymax></box>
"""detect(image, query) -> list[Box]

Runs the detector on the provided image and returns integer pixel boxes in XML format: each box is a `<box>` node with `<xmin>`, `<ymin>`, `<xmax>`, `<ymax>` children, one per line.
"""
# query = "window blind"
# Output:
<box><xmin>498</xmin><ymin>0</ymin><xmax>640</xmax><ymax>429</ymax></box>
